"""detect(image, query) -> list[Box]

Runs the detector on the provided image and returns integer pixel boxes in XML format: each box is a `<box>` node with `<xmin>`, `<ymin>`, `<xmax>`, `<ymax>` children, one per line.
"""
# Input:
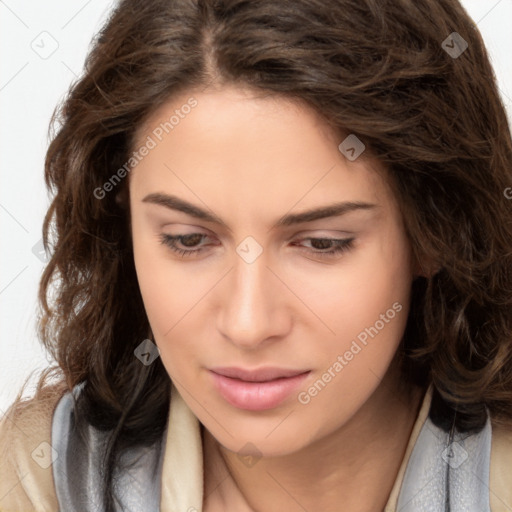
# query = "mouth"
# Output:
<box><xmin>209</xmin><ymin>367</ymin><xmax>311</xmax><ymax>411</ymax></box>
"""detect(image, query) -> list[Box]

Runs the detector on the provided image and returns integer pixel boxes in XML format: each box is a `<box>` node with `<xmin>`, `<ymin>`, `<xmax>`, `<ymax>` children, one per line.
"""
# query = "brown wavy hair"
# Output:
<box><xmin>6</xmin><ymin>0</ymin><xmax>512</xmax><ymax>509</ymax></box>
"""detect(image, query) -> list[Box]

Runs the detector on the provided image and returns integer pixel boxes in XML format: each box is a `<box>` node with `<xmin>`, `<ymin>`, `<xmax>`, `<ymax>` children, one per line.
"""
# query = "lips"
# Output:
<box><xmin>210</xmin><ymin>366</ymin><xmax>310</xmax><ymax>382</ymax></box>
<box><xmin>209</xmin><ymin>366</ymin><xmax>311</xmax><ymax>411</ymax></box>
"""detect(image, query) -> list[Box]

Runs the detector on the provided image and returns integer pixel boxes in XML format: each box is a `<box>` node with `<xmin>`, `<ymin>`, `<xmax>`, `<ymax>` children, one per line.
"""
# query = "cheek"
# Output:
<box><xmin>132</xmin><ymin>249</ymin><xmax>198</xmax><ymax>379</ymax></box>
<box><xmin>131</xmin><ymin>223</ymin><xmax>194</xmax><ymax>343</ymax></box>
<box><xmin>131</xmin><ymin>223</ymin><xmax>221</xmax><ymax>383</ymax></box>
<box><xmin>306</xmin><ymin>236</ymin><xmax>412</xmax><ymax>393</ymax></box>
<box><xmin>297</xmin><ymin>242</ymin><xmax>411</xmax><ymax>432</ymax></box>
<box><xmin>316</xmin><ymin>241</ymin><xmax>410</xmax><ymax>338</ymax></box>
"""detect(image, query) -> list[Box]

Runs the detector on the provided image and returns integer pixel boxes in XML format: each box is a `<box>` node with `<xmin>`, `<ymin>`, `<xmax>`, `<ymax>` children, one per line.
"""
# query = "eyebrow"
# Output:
<box><xmin>142</xmin><ymin>192</ymin><xmax>378</xmax><ymax>230</ymax></box>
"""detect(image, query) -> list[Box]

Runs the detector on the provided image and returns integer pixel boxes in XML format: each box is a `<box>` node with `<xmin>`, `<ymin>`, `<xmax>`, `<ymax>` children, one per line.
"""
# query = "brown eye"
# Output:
<box><xmin>292</xmin><ymin>237</ymin><xmax>355</xmax><ymax>259</ymax></box>
<box><xmin>159</xmin><ymin>233</ymin><xmax>210</xmax><ymax>257</ymax></box>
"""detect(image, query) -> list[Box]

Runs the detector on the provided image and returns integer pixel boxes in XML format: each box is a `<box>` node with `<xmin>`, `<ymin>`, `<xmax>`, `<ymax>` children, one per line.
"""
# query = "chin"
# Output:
<box><xmin>209</xmin><ymin>417</ymin><xmax>316</xmax><ymax>459</ymax></box>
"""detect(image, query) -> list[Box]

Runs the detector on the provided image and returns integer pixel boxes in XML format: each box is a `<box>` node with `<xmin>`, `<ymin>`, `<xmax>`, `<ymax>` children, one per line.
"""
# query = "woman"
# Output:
<box><xmin>1</xmin><ymin>0</ymin><xmax>511</xmax><ymax>511</ymax></box>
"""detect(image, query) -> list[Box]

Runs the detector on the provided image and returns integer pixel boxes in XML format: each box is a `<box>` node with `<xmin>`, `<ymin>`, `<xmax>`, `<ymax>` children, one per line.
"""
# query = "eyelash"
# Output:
<box><xmin>158</xmin><ymin>233</ymin><xmax>355</xmax><ymax>260</ymax></box>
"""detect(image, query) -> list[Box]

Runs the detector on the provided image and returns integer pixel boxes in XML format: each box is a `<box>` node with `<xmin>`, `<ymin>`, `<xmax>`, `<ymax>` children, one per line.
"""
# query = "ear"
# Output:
<box><xmin>412</xmin><ymin>254</ymin><xmax>440</xmax><ymax>279</ymax></box>
<box><xmin>115</xmin><ymin>185</ymin><xmax>129</xmax><ymax>209</ymax></box>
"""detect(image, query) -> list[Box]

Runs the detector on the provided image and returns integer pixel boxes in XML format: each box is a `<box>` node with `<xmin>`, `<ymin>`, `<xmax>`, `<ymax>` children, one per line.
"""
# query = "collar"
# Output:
<box><xmin>160</xmin><ymin>382</ymin><xmax>204</xmax><ymax>511</ymax></box>
<box><xmin>384</xmin><ymin>384</ymin><xmax>433</xmax><ymax>510</ymax></box>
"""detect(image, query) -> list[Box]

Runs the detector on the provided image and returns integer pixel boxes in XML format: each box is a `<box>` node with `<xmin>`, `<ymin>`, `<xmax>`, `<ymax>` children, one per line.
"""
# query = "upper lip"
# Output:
<box><xmin>209</xmin><ymin>367</ymin><xmax>310</xmax><ymax>382</ymax></box>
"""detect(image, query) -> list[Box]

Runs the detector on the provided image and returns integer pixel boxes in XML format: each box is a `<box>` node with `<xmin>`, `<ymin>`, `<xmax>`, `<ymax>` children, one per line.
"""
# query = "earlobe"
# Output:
<box><xmin>413</xmin><ymin>256</ymin><xmax>440</xmax><ymax>279</ymax></box>
<box><xmin>116</xmin><ymin>186</ymin><xmax>129</xmax><ymax>209</ymax></box>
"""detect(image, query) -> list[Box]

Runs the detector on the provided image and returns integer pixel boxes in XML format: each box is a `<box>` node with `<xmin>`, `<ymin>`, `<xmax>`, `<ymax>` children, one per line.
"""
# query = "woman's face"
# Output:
<box><xmin>129</xmin><ymin>84</ymin><xmax>417</xmax><ymax>457</ymax></box>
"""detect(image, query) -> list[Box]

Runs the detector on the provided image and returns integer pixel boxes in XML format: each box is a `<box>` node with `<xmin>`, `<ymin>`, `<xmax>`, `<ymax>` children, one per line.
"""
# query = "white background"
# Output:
<box><xmin>1</xmin><ymin>0</ymin><xmax>511</xmax><ymax>413</ymax></box>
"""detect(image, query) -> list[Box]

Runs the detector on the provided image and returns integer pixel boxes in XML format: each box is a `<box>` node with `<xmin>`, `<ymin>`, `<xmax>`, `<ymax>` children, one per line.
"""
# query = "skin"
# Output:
<box><xmin>129</xmin><ymin>84</ymin><xmax>425</xmax><ymax>512</ymax></box>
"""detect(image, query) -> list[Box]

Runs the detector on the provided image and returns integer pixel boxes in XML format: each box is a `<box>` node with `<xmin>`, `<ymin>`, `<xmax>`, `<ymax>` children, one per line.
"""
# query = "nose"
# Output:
<box><xmin>216</xmin><ymin>250</ymin><xmax>291</xmax><ymax>350</ymax></box>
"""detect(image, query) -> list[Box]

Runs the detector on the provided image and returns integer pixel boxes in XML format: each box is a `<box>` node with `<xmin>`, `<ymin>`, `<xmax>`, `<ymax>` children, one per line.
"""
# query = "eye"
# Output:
<box><xmin>159</xmin><ymin>233</ymin><xmax>355</xmax><ymax>260</ymax></box>
<box><xmin>291</xmin><ymin>237</ymin><xmax>355</xmax><ymax>260</ymax></box>
<box><xmin>159</xmin><ymin>233</ymin><xmax>211</xmax><ymax>258</ymax></box>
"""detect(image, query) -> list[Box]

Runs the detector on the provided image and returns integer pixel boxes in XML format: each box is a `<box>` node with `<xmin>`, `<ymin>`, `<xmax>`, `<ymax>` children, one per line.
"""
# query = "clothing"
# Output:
<box><xmin>1</xmin><ymin>382</ymin><xmax>512</xmax><ymax>511</ymax></box>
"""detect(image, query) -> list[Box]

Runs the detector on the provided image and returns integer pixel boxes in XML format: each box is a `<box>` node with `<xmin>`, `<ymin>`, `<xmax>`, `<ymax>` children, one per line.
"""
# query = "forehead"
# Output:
<box><xmin>128</xmin><ymin>86</ymin><xmax>396</xmax><ymax>223</ymax></box>
<box><xmin>133</xmin><ymin>85</ymin><xmax>327</xmax><ymax>144</ymax></box>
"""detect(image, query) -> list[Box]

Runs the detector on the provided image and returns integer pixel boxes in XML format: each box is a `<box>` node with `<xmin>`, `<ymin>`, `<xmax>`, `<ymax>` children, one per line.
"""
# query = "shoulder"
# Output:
<box><xmin>0</xmin><ymin>381</ymin><xmax>69</xmax><ymax>512</ymax></box>
<box><xmin>490</xmin><ymin>419</ymin><xmax>512</xmax><ymax>511</ymax></box>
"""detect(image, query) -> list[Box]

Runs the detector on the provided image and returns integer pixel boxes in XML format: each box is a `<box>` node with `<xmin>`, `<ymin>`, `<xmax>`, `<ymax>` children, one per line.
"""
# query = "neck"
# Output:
<box><xmin>203</xmin><ymin>376</ymin><xmax>425</xmax><ymax>512</ymax></box>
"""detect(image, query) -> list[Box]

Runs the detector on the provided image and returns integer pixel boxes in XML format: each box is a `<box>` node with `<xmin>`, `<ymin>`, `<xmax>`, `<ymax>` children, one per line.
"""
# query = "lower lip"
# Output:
<box><xmin>209</xmin><ymin>371</ymin><xmax>310</xmax><ymax>411</ymax></box>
